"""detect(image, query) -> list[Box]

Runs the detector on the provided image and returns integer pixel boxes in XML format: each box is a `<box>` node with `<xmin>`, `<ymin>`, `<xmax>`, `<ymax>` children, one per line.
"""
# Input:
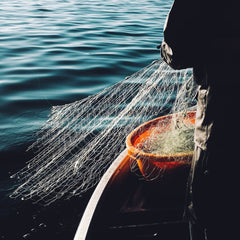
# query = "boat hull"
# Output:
<box><xmin>74</xmin><ymin>149</ymin><xmax>190</xmax><ymax>240</ymax></box>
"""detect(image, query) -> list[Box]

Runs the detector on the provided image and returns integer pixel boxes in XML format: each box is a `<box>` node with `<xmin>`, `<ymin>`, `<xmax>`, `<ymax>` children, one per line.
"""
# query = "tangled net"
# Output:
<box><xmin>140</xmin><ymin>118</ymin><xmax>195</xmax><ymax>156</ymax></box>
<box><xmin>10</xmin><ymin>59</ymin><xmax>198</xmax><ymax>205</ymax></box>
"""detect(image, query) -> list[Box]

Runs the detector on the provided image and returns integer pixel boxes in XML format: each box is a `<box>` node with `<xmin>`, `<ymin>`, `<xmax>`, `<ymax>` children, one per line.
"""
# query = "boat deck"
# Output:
<box><xmin>74</xmin><ymin>150</ymin><xmax>190</xmax><ymax>240</ymax></box>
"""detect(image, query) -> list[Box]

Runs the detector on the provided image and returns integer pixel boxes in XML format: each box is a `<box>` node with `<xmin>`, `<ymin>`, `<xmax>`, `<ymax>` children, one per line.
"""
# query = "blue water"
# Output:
<box><xmin>0</xmin><ymin>0</ymin><xmax>172</xmax><ymax>239</ymax></box>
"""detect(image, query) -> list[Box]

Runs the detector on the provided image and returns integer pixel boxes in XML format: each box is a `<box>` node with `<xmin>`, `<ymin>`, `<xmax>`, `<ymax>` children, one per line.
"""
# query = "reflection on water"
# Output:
<box><xmin>0</xmin><ymin>0</ymin><xmax>173</xmax><ymax>151</ymax></box>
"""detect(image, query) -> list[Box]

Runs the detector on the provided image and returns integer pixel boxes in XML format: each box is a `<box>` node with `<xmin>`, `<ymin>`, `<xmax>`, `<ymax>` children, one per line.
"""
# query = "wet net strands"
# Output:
<box><xmin>10</xmin><ymin>59</ymin><xmax>197</xmax><ymax>205</ymax></box>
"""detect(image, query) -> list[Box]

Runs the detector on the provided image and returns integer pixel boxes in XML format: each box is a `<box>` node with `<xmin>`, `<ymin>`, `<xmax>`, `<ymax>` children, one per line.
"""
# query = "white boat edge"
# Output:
<box><xmin>73</xmin><ymin>149</ymin><xmax>128</xmax><ymax>240</ymax></box>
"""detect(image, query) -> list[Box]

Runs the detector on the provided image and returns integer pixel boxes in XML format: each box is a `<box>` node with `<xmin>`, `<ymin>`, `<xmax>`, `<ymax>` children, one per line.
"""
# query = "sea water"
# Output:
<box><xmin>0</xmin><ymin>0</ymin><xmax>173</xmax><ymax>239</ymax></box>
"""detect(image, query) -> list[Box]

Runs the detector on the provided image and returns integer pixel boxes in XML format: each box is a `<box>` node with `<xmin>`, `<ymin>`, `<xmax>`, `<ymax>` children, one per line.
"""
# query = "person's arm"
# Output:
<box><xmin>160</xmin><ymin>0</ymin><xmax>206</xmax><ymax>69</ymax></box>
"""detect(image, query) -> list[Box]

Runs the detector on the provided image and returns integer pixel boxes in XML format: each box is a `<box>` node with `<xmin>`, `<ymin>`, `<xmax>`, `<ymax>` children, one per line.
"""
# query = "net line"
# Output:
<box><xmin>10</xmin><ymin>59</ymin><xmax>197</xmax><ymax>205</ymax></box>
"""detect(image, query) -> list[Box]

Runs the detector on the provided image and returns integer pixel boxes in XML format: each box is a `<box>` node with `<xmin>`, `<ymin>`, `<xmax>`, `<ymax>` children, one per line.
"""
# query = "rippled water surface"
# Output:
<box><xmin>0</xmin><ymin>0</ymin><xmax>172</xmax><ymax>239</ymax></box>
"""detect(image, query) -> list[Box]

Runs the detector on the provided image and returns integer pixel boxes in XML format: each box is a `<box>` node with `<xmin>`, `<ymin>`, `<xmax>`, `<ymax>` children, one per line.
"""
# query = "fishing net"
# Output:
<box><xmin>139</xmin><ymin>118</ymin><xmax>195</xmax><ymax>156</ymax></box>
<box><xmin>10</xmin><ymin>59</ymin><xmax>198</xmax><ymax>205</ymax></box>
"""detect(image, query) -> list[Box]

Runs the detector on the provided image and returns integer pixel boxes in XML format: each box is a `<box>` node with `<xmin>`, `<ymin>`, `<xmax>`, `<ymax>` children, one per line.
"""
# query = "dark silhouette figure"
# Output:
<box><xmin>160</xmin><ymin>0</ymin><xmax>240</xmax><ymax>239</ymax></box>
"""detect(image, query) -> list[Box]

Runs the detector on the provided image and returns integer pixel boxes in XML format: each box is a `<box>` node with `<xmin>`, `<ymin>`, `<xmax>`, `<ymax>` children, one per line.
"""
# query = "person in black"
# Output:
<box><xmin>160</xmin><ymin>0</ymin><xmax>240</xmax><ymax>239</ymax></box>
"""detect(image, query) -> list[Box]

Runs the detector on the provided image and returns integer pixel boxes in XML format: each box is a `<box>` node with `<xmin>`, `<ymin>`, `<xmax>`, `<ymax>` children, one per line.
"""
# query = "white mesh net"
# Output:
<box><xmin>139</xmin><ymin>119</ymin><xmax>195</xmax><ymax>156</ymax></box>
<box><xmin>10</xmin><ymin>59</ymin><xmax>198</xmax><ymax>205</ymax></box>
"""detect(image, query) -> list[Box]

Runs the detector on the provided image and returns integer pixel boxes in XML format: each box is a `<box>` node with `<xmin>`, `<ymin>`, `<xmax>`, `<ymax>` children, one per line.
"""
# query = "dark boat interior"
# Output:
<box><xmin>77</xmin><ymin>150</ymin><xmax>190</xmax><ymax>240</ymax></box>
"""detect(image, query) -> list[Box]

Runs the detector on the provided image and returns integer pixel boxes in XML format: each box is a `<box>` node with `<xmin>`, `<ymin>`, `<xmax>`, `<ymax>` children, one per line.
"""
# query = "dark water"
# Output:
<box><xmin>0</xmin><ymin>0</ymin><xmax>172</xmax><ymax>239</ymax></box>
